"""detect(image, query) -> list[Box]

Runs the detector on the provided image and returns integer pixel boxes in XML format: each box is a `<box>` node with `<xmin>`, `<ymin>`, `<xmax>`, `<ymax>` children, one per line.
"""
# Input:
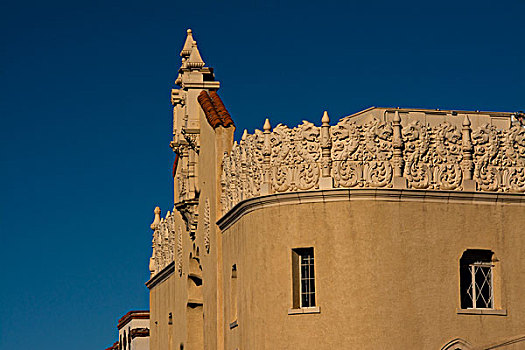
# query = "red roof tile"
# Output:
<box><xmin>198</xmin><ymin>90</ymin><xmax>234</xmax><ymax>129</ymax></box>
<box><xmin>209</xmin><ymin>91</ymin><xmax>234</xmax><ymax>127</ymax></box>
<box><xmin>104</xmin><ymin>341</ymin><xmax>119</xmax><ymax>350</ymax></box>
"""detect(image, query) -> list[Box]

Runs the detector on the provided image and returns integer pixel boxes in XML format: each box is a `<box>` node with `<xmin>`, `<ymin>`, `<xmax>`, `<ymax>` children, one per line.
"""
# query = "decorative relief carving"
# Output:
<box><xmin>270</xmin><ymin>121</ymin><xmax>321</xmax><ymax>192</ymax></box>
<box><xmin>403</xmin><ymin>121</ymin><xmax>432</xmax><ymax>189</ymax></box>
<box><xmin>362</xmin><ymin>118</ymin><xmax>393</xmax><ymax>187</ymax></box>
<box><xmin>472</xmin><ymin>124</ymin><xmax>500</xmax><ymax>191</ymax></box>
<box><xmin>219</xmin><ymin>114</ymin><xmax>525</xmax><ymax>213</ymax></box>
<box><xmin>501</xmin><ymin>124</ymin><xmax>525</xmax><ymax>192</ymax></box>
<box><xmin>331</xmin><ymin>118</ymin><xmax>361</xmax><ymax>188</ymax></box>
<box><xmin>149</xmin><ymin>210</ymin><xmax>176</xmax><ymax>276</ymax></box>
<box><xmin>432</xmin><ymin>122</ymin><xmax>463</xmax><ymax>190</ymax></box>
<box><xmin>177</xmin><ymin>226</ymin><xmax>183</xmax><ymax>276</ymax></box>
<box><xmin>203</xmin><ymin>198</ymin><xmax>210</xmax><ymax>254</ymax></box>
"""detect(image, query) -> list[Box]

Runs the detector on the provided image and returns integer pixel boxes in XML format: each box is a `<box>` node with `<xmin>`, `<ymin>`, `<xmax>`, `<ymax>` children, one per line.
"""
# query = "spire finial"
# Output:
<box><xmin>393</xmin><ymin>110</ymin><xmax>401</xmax><ymax>123</ymax></box>
<box><xmin>187</xmin><ymin>40</ymin><xmax>205</xmax><ymax>70</ymax></box>
<box><xmin>241</xmin><ymin>129</ymin><xmax>248</xmax><ymax>141</ymax></box>
<box><xmin>263</xmin><ymin>118</ymin><xmax>271</xmax><ymax>132</ymax></box>
<box><xmin>150</xmin><ymin>206</ymin><xmax>161</xmax><ymax>230</ymax></box>
<box><xmin>180</xmin><ymin>29</ymin><xmax>194</xmax><ymax>57</ymax></box>
<box><xmin>321</xmin><ymin>111</ymin><xmax>330</xmax><ymax>125</ymax></box>
<box><xmin>463</xmin><ymin>114</ymin><xmax>471</xmax><ymax>127</ymax></box>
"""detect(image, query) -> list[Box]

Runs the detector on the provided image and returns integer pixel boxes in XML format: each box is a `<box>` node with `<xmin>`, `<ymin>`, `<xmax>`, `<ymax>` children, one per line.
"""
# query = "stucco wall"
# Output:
<box><xmin>149</xmin><ymin>104</ymin><xmax>234</xmax><ymax>350</ymax></box>
<box><xmin>221</xmin><ymin>197</ymin><xmax>525</xmax><ymax>349</ymax></box>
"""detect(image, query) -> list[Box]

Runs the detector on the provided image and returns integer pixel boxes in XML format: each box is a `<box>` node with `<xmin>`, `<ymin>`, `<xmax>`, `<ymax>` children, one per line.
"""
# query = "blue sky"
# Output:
<box><xmin>0</xmin><ymin>0</ymin><xmax>523</xmax><ymax>349</ymax></box>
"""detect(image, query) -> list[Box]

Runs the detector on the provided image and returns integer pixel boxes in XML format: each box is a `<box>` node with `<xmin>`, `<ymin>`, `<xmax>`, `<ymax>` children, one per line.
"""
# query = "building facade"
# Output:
<box><xmin>106</xmin><ymin>311</ymin><xmax>150</xmax><ymax>350</ymax></box>
<box><xmin>144</xmin><ymin>30</ymin><xmax>525</xmax><ymax>350</ymax></box>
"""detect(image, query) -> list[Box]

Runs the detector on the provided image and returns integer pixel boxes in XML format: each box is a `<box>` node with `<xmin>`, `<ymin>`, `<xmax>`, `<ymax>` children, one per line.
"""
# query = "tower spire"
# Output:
<box><xmin>187</xmin><ymin>41</ymin><xmax>205</xmax><ymax>70</ymax></box>
<box><xmin>180</xmin><ymin>29</ymin><xmax>194</xmax><ymax>57</ymax></box>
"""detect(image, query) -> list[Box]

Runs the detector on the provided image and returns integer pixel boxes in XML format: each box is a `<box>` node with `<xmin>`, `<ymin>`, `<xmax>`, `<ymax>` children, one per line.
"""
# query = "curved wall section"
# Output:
<box><xmin>219</xmin><ymin>190</ymin><xmax>525</xmax><ymax>349</ymax></box>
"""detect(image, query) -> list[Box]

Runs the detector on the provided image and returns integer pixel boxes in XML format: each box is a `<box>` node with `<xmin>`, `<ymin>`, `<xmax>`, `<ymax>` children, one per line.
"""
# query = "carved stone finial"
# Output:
<box><xmin>263</xmin><ymin>118</ymin><xmax>271</xmax><ymax>132</ymax></box>
<box><xmin>187</xmin><ymin>41</ymin><xmax>205</xmax><ymax>70</ymax></box>
<box><xmin>392</xmin><ymin>110</ymin><xmax>405</xmax><ymax>180</ymax></box>
<box><xmin>320</xmin><ymin>111</ymin><xmax>332</xmax><ymax>182</ymax></box>
<box><xmin>241</xmin><ymin>129</ymin><xmax>248</xmax><ymax>141</ymax></box>
<box><xmin>150</xmin><ymin>206</ymin><xmax>161</xmax><ymax>230</ymax></box>
<box><xmin>321</xmin><ymin>111</ymin><xmax>330</xmax><ymax>125</ymax></box>
<box><xmin>393</xmin><ymin>109</ymin><xmax>401</xmax><ymax>123</ymax></box>
<box><xmin>180</xmin><ymin>29</ymin><xmax>194</xmax><ymax>57</ymax></box>
<box><xmin>461</xmin><ymin>114</ymin><xmax>474</xmax><ymax>185</ymax></box>
<box><xmin>463</xmin><ymin>114</ymin><xmax>471</xmax><ymax>127</ymax></box>
<box><xmin>262</xmin><ymin>119</ymin><xmax>272</xmax><ymax>195</ymax></box>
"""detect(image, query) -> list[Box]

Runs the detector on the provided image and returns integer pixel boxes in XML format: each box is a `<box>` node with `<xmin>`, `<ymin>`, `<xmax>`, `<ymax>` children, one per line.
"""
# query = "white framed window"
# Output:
<box><xmin>292</xmin><ymin>247</ymin><xmax>316</xmax><ymax>308</ymax></box>
<box><xmin>460</xmin><ymin>250</ymin><xmax>494</xmax><ymax>309</ymax></box>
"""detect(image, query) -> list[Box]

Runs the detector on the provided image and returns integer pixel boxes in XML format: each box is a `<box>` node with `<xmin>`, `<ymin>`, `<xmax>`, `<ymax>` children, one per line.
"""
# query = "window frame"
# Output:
<box><xmin>290</xmin><ymin>247</ymin><xmax>320</xmax><ymax>314</ymax></box>
<box><xmin>457</xmin><ymin>249</ymin><xmax>506</xmax><ymax>316</ymax></box>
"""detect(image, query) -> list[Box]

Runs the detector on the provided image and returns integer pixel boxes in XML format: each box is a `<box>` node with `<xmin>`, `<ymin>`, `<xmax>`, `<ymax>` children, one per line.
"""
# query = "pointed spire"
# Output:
<box><xmin>321</xmin><ymin>111</ymin><xmax>330</xmax><ymax>125</ymax></box>
<box><xmin>187</xmin><ymin>41</ymin><xmax>205</xmax><ymax>70</ymax></box>
<box><xmin>150</xmin><ymin>206</ymin><xmax>161</xmax><ymax>230</ymax></box>
<box><xmin>263</xmin><ymin>118</ymin><xmax>271</xmax><ymax>132</ymax></box>
<box><xmin>241</xmin><ymin>129</ymin><xmax>248</xmax><ymax>141</ymax></box>
<box><xmin>180</xmin><ymin>29</ymin><xmax>194</xmax><ymax>57</ymax></box>
<box><xmin>393</xmin><ymin>110</ymin><xmax>401</xmax><ymax>123</ymax></box>
<box><xmin>463</xmin><ymin>114</ymin><xmax>471</xmax><ymax>127</ymax></box>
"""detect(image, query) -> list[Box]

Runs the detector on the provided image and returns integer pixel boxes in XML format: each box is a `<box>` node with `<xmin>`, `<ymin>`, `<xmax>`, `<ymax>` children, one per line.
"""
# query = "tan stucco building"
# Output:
<box><xmin>143</xmin><ymin>30</ymin><xmax>525</xmax><ymax>350</ymax></box>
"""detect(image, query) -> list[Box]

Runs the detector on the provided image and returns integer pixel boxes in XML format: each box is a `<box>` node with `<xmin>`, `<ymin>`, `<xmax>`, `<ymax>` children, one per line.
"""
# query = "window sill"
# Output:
<box><xmin>456</xmin><ymin>308</ymin><xmax>507</xmax><ymax>316</ymax></box>
<box><xmin>288</xmin><ymin>306</ymin><xmax>321</xmax><ymax>315</ymax></box>
<box><xmin>229</xmin><ymin>320</ymin><xmax>238</xmax><ymax>329</ymax></box>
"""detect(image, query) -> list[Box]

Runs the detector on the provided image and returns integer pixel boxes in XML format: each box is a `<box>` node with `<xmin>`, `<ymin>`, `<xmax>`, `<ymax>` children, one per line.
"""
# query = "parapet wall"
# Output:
<box><xmin>220</xmin><ymin>109</ymin><xmax>525</xmax><ymax>213</ymax></box>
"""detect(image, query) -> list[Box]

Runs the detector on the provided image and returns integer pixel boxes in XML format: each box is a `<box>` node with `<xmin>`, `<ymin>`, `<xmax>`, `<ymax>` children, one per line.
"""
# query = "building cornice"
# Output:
<box><xmin>216</xmin><ymin>189</ymin><xmax>524</xmax><ymax>231</ymax></box>
<box><xmin>117</xmin><ymin>311</ymin><xmax>150</xmax><ymax>330</ymax></box>
<box><xmin>145</xmin><ymin>261</ymin><xmax>175</xmax><ymax>290</ymax></box>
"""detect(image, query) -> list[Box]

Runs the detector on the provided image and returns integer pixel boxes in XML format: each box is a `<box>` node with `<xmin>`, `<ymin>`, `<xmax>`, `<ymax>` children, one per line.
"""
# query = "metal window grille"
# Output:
<box><xmin>300</xmin><ymin>251</ymin><xmax>315</xmax><ymax>308</ymax></box>
<box><xmin>466</xmin><ymin>262</ymin><xmax>493</xmax><ymax>309</ymax></box>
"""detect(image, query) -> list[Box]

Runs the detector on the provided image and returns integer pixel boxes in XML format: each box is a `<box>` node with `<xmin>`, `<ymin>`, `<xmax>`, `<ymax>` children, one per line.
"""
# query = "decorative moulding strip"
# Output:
<box><xmin>145</xmin><ymin>261</ymin><xmax>175</xmax><ymax>290</ymax></box>
<box><xmin>217</xmin><ymin>189</ymin><xmax>524</xmax><ymax>231</ymax></box>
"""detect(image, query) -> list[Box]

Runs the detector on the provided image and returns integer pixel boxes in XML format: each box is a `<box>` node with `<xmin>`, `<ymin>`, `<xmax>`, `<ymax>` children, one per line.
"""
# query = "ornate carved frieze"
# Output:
<box><xmin>149</xmin><ymin>209</ymin><xmax>176</xmax><ymax>277</ymax></box>
<box><xmin>177</xmin><ymin>226</ymin><xmax>183</xmax><ymax>276</ymax></box>
<box><xmin>270</xmin><ymin>121</ymin><xmax>321</xmax><ymax>192</ymax></box>
<box><xmin>203</xmin><ymin>198</ymin><xmax>210</xmax><ymax>254</ymax></box>
<box><xmin>403</xmin><ymin>121</ymin><xmax>432</xmax><ymax>189</ymax></box>
<box><xmin>220</xmin><ymin>113</ymin><xmax>524</xmax><ymax>214</ymax></box>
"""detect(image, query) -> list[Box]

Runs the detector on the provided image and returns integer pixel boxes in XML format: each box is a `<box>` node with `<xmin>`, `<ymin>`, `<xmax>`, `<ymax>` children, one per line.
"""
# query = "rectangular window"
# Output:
<box><xmin>292</xmin><ymin>247</ymin><xmax>316</xmax><ymax>308</ymax></box>
<box><xmin>467</xmin><ymin>262</ymin><xmax>493</xmax><ymax>309</ymax></box>
<box><xmin>460</xmin><ymin>249</ymin><xmax>494</xmax><ymax>309</ymax></box>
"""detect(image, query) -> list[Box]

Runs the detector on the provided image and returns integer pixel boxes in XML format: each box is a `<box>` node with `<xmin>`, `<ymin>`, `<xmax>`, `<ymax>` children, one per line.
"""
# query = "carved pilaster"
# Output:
<box><xmin>392</xmin><ymin>111</ymin><xmax>406</xmax><ymax>188</ymax></box>
<box><xmin>320</xmin><ymin>111</ymin><xmax>333</xmax><ymax>189</ymax></box>
<box><xmin>240</xmin><ymin>130</ymin><xmax>248</xmax><ymax>200</ymax></box>
<box><xmin>262</xmin><ymin>118</ymin><xmax>272</xmax><ymax>195</ymax></box>
<box><xmin>461</xmin><ymin>115</ymin><xmax>476</xmax><ymax>190</ymax></box>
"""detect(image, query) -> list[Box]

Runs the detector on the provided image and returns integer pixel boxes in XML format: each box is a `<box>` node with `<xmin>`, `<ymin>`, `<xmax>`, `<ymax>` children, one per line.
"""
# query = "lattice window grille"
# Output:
<box><xmin>300</xmin><ymin>253</ymin><xmax>315</xmax><ymax>308</ymax></box>
<box><xmin>466</xmin><ymin>262</ymin><xmax>493</xmax><ymax>309</ymax></box>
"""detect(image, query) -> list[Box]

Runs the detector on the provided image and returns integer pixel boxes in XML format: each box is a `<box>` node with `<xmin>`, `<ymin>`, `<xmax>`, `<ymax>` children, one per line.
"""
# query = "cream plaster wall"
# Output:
<box><xmin>221</xmin><ymin>199</ymin><xmax>525</xmax><ymax>349</ymax></box>
<box><xmin>149</xmin><ymin>107</ymin><xmax>234</xmax><ymax>350</ymax></box>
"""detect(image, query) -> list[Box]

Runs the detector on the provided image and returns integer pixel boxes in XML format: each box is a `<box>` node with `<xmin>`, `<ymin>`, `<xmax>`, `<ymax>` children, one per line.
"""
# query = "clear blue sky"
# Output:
<box><xmin>0</xmin><ymin>0</ymin><xmax>523</xmax><ymax>349</ymax></box>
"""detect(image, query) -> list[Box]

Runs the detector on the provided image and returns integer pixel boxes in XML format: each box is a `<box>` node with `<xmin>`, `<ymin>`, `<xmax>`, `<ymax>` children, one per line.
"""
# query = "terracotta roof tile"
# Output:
<box><xmin>105</xmin><ymin>341</ymin><xmax>119</xmax><ymax>350</ymax></box>
<box><xmin>197</xmin><ymin>90</ymin><xmax>234</xmax><ymax>129</ymax></box>
<box><xmin>209</xmin><ymin>91</ymin><xmax>234</xmax><ymax>127</ymax></box>
<box><xmin>198</xmin><ymin>91</ymin><xmax>222</xmax><ymax>128</ymax></box>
